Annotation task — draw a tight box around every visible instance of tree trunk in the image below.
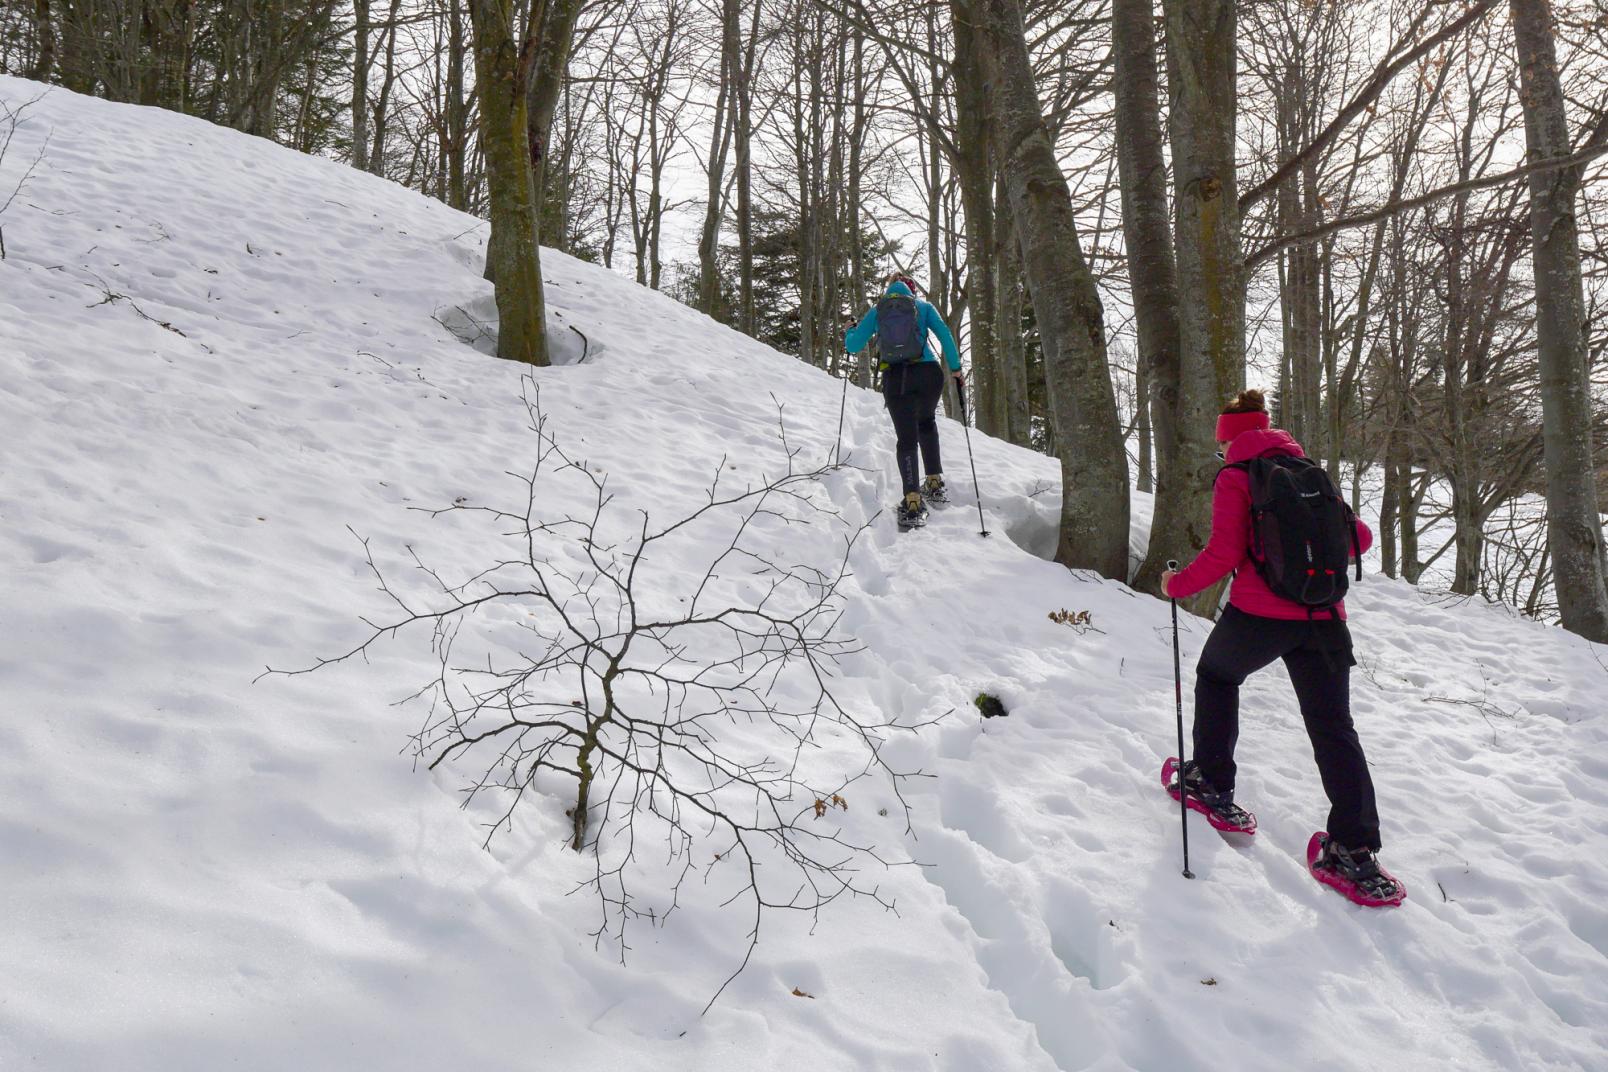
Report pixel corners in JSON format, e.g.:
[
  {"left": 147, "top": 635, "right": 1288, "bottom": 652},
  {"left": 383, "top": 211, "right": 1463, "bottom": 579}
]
[
  {"left": 823, "top": 31, "right": 845, "bottom": 369},
  {"left": 848, "top": 34, "right": 870, "bottom": 385},
  {"left": 796, "top": 49, "right": 817, "bottom": 364},
  {"left": 1136, "top": 355, "right": 1153, "bottom": 494},
  {"left": 1451, "top": 463, "right": 1483, "bottom": 596},
  {"left": 1379, "top": 416, "right": 1400, "bottom": 579},
  {"left": 1110, "top": 0, "right": 1178, "bottom": 511},
  {"left": 1275, "top": 84, "right": 1323, "bottom": 452},
  {"left": 924, "top": 4, "right": 946, "bottom": 326},
  {"left": 733, "top": 1, "right": 760, "bottom": 336},
  {"left": 1510, "top": 0, "right": 1608, "bottom": 641},
  {"left": 369, "top": 0, "right": 403, "bottom": 172},
  {"left": 952, "top": 1, "right": 996, "bottom": 432},
  {"left": 1142, "top": 0, "right": 1244, "bottom": 613},
  {"left": 29, "top": 0, "right": 56, "bottom": 81},
  {"left": 1401, "top": 462, "right": 1424, "bottom": 585},
  {"left": 697, "top": 0, "right": 738, "bottom": 317},
  {"left": 351, "top": 0, "right": 371, "bottom": 169},
  {"left": 995, "top": 185, "right": 1031, "bottom": 447},
  {"left": 529, "top": 0, "right": 584, "bottom": 156},
  {"left": 446, "top": 0, "right": 468, "bottom": 209},
  {"left": 970, "top": 0, "right": 1129, "bottom": 578},
  {"left": 470, "top": 0, "right": 548, "bottom": 366}
]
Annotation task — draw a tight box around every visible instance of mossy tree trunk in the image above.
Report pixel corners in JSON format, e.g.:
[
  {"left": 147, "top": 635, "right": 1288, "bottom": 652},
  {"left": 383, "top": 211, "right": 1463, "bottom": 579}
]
[
  {"left": 470, "top": 0, "right": 548, "bottom": 366},
  {"left": 965, "top": 0, "right": 1130, "bottom": 579},
  {"left": 1144, "top": 0, "right": 1245, "bottom": 614}
]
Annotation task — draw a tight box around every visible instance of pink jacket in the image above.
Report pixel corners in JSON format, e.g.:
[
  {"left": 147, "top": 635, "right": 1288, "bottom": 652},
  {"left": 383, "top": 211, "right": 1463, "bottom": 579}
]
[{"left": 1164, "top": 428, "right": 1373, "bottom": 620}]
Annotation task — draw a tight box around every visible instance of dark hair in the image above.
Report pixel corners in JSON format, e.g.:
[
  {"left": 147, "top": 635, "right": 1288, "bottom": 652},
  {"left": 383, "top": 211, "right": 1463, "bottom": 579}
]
[{"left": 1222, "top": 389, "right": 1267, "bottom": 415}]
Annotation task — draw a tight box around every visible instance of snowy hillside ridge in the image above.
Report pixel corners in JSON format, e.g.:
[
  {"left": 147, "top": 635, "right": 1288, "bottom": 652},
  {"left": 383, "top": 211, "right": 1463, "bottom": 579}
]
[{"left": 4, "top": 78, "right": 1608, "bottom": 1072}]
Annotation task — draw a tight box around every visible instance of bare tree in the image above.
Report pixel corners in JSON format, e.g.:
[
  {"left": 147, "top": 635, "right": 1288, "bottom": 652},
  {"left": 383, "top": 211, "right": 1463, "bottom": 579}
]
[
  {"left": 1136, "top": 0, "right": 1244, "bottom": 612},
  {"left": 960, "top": 0, "right": 1130, "bottom": 579},
  {"left": 469, "top": 0, "right": 574, "bottom": 366},
  {"left": 271, "top": 381, "right": 928, "bottom": 1009},
  {"left": 1111, "top": 0, "right": 1178, "bottom": 574},
  {"left": 0, "top": 95, "right": 50, "bottom": 261},
  {"left": 1509, "top": 0, "right": 1608, "bottom": 641}
]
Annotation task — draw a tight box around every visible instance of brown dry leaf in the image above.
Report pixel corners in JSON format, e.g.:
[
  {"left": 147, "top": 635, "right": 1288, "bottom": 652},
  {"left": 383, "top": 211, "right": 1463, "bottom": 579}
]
[
  {"left": 831, "top": 794, "right": 847, "bottom": 811},
  {"left": 791, "top": 987, "right": 816, "bottom": 999},
  {"left": 813, "top": 799, "right": 827, "bottom": 819}
]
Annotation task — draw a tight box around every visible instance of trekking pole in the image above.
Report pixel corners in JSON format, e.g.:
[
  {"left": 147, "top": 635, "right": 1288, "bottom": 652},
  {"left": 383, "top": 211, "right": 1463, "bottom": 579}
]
[
  {"left": 1168, "top": 559, "right": 1193, "bottom": 880},
  {"left": 834, "top": 316, "right": 853, "bottom": 466},
  {"left": 835, "top": 364, "right": 850, "bottom": 466},
  {"left": 956, "top": 379, "right": 990, "bottom": 538}
]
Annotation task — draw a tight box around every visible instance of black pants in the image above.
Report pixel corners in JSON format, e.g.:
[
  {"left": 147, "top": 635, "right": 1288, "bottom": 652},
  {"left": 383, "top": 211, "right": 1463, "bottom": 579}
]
[
  {"left": 883, "top": 361, "right": 944, "bottom": 494},
  {"left": 1193, "top": 605, "right": 1381, "bottom": 850}
]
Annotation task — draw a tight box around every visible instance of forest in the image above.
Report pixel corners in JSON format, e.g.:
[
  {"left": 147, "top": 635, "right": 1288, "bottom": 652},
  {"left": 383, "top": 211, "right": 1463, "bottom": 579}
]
[{"left": 4, "top": 0, "right": 1606, "bottom": 638}]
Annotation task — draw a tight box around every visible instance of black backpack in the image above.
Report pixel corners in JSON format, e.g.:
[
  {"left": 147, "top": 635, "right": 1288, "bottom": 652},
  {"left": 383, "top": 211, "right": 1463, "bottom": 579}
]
[
  {"left": 1222, "top": 455, "right": 1362, "bottom": 613},
  {"left": 876, "top": 294, "right": 925, "bottom": 364}
]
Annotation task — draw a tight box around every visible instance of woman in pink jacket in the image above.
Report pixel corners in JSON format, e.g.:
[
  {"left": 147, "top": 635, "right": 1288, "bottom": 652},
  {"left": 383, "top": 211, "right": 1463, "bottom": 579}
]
[{"left": 1162, "top": 389, "right": 1403, "bottom": 905}]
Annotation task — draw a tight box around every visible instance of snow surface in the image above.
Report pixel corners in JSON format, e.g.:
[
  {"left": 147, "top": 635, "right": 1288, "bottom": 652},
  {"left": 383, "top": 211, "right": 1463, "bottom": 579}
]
[{"left": 3, "top": 77, "right": 1607, "bottom": 1071}]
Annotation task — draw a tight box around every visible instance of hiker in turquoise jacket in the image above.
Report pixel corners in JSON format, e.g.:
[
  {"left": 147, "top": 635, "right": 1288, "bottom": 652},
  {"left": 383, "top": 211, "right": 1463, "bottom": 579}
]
[{"left": 845, "top": 274, "right": 964, "bottom": 529}]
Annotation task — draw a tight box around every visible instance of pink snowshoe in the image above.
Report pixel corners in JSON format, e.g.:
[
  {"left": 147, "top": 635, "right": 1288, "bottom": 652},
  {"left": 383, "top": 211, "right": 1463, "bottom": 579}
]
[
  {"left": 1162, "top": 757, "right": 1257, "bottom": 835},
  {"left": 1307, "top": 832, "right": 1407, "bottom": 907}
]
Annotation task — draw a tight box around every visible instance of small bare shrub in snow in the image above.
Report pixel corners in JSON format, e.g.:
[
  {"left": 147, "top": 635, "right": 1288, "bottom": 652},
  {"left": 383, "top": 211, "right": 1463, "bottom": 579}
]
[
  {"left": 0, "top": 94, "right": 50, "bottom": 260},
  {"left": 279, "top": 377, "right": 925, "bottom": 1007}
]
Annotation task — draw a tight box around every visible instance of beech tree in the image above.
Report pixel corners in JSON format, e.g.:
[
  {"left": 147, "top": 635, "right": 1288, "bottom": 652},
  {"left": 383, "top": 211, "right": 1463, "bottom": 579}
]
[
  {"left": 961, "top": 0, "right": 1129, "bottom": 579},
  {"left": 1509, "top": 0, "right": 1608, "bottom": 641}
]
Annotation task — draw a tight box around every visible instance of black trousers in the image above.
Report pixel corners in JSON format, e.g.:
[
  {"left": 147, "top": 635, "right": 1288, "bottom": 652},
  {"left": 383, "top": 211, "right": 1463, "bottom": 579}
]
[
  {"left": 1193, "top": 605, "right": 1382, "bottom": 851},
  {"left": 882, "top": 361, "right": 944, "bottom": 494}
]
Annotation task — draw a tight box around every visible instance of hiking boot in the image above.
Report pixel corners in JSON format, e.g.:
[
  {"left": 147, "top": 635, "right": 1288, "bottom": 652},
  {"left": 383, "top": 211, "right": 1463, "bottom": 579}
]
[
  {"left": 1313, "top": 836, "right": 1404, "bottom": 904},
  {"left": 923, "top": 474, "right": 950, "bottom": 505},
  {"left": 896, "top": 491, "right": 928, "bottom": 530},
  {"left": 1168, "top": 759, "right": 1257, "bottom": 833}
]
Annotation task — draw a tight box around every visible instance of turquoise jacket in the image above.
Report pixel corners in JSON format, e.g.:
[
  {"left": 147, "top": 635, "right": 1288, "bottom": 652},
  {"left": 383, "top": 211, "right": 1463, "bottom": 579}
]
[{"left": 845, "top": 281, "right": 961, "bottom": 371}]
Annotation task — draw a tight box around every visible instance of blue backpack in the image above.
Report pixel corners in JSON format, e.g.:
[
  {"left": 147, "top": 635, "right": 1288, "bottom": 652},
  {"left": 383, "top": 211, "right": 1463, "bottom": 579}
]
[{"left": 876, "top": 295, "right": 925, "bottom": 364}]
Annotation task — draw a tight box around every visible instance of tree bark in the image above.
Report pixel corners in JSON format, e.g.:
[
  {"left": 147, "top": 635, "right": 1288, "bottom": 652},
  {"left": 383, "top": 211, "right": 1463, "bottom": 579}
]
[
  {"left": 1142, "top": 0, "right": 1244, "bottom": 613},
  {"left": 1510, "top": 0, "right": 1608, "bottom": 641},
  {"left": 969, "top": 0, "right": 1130, "bottom": 578},
  {"left": 697, "top": 0, "right": 739, "bottom": 317},
  {"left": 952, "top": 0, "right": 996, "bottom": 432},
  {"left": 446, "top": 0, "right": 468, "bottom": 209},
  {"left": 1379, "top": 412, "right": 1400, "bottom": 579},
  {"left": 470, "top": 0, "right": 548, "bottom": 366},
  {"left": 1277, "top": 87, "right": 1322, "bottom": 450},
  {"left": 1136, "top": 354, "right": 1153, "bottom": 493},
  {"left": 368, "top": 0, "right": 403, "bottom": 171},
  {"left": 733, "top": 1, "right": 760, "bottom": 335},
  {"left": 995, "top": 186, "right": 1031, "bottom": 447},
  {"left": 1110, "top": 0, "right": 1178, "bottom": 510},
  {"left": 527, "top": 0, "right": 583, "bottom": 236},
  {"left": 848, "top": 33, "right": 871, "bottom": 385},
  {"left": 351, "top": 0, "right": 371, "bottom": 169},
  {"left": 28, "top": 0, "right": 56, "bottom": 82}
]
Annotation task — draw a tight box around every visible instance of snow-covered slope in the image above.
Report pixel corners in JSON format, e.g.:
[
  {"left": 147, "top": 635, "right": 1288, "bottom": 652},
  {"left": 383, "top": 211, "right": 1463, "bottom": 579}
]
[{"left": 3, "top": 78, "right": 1606, "bottom": 1071}]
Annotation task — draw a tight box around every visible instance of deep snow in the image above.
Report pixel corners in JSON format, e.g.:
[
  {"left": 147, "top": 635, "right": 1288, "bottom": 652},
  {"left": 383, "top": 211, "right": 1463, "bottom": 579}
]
[{"left": 2, "top": 78, "right": 1606, "bottom": 1071}]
